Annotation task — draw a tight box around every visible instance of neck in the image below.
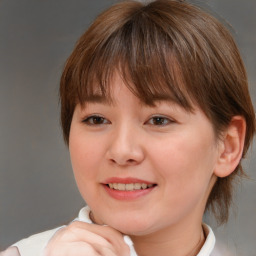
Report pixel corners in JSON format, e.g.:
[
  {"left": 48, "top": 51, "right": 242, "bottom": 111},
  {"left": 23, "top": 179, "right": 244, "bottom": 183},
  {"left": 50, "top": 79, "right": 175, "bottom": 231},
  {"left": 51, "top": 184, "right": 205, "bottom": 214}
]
[{"left": 130, "top": 220, "right": 205, "bottom": 256}]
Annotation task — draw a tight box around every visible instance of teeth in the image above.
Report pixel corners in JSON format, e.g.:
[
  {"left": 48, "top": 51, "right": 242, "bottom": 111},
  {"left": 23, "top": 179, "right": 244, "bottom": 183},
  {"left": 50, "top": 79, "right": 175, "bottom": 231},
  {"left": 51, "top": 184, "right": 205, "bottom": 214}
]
[
  {"left": 108, "top": 183, "right": 154, "bottom": 191},
  {"left": 141, "top": 183, "right": 147, "bottom": 189},
  {"left": 125, "top": 184, "right": 133, "bottom": 191},
  {"left": 118, "top": 183, "right": 125, "bottom": 190},
  {"left": 134, "top": 183, "right": 141, "bottom": 190}
]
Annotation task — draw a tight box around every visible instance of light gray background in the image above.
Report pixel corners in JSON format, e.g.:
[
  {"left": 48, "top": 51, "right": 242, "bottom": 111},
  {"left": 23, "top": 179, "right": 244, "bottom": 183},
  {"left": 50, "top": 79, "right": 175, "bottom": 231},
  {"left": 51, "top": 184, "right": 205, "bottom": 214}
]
[{"left": 0, "top": 0, "right": 255, "bottom": 254}]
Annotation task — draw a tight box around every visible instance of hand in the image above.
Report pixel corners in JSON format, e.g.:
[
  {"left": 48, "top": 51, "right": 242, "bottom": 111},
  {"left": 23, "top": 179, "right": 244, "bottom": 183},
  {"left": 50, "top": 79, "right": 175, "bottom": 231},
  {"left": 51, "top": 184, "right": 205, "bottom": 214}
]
[{"left": 43, "top": 221, "right": 130, "bottom": 256}]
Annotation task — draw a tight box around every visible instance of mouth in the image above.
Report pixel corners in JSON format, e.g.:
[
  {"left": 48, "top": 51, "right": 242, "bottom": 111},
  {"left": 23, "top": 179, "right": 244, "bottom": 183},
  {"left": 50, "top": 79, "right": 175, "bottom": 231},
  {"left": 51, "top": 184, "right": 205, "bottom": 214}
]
[
  {"left": 102, "top": 178, "right": 157, "bottom": 200},
  {"left": 107, "top": 183, "right": 156, "bottom": 191}
]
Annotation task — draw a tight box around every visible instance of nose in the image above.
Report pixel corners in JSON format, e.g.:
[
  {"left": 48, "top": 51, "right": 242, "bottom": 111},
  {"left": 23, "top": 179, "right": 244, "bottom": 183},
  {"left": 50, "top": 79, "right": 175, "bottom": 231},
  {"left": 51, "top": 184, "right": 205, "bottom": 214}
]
[{"left": 106, "top": 125, "right": 145, "bottom": 166}]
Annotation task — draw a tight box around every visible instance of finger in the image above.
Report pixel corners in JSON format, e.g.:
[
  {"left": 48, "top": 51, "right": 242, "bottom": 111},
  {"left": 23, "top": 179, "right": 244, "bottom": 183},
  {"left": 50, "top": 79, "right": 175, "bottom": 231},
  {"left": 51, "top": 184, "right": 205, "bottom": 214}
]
[
  {"left": 47, "top": 222, "right": 130, "bottom": 256},
  {"left": 61, "top": 226, "right": 114, "bottom": 249},
  {"left": 66, "top": 221, "right": 130, "bottom": 254},
  {"left": 93, "top": 244, "right": 117, "bottom": 256},
  {"left": 44, "top": 242, "right": 102, "bottom": 256}
]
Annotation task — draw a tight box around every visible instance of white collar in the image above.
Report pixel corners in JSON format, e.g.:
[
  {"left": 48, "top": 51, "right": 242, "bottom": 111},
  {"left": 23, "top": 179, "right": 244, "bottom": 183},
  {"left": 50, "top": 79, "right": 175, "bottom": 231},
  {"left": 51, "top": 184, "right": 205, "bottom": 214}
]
[
  {"left": 197, "top": 224, "right": 216, "bottom": 256},
  {"left": 77, "top": 206, "right": 215, "bottom": 256}
]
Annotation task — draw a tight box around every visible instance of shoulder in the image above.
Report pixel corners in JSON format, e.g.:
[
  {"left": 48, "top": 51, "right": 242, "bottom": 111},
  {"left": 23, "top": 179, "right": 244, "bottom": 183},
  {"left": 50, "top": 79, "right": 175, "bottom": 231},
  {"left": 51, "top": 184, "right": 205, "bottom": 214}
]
[
  {"left": 8, "top": 206, "right": 90, "bottom": 256},
  {"left": 0, "top": 228, "right": 59, "bottom": 256},
  {"left": 12, "top": 227, "right": 62, "bottom": 256},
  {"left": 0, "top": 247, "right": 21, "bottom": 256}
]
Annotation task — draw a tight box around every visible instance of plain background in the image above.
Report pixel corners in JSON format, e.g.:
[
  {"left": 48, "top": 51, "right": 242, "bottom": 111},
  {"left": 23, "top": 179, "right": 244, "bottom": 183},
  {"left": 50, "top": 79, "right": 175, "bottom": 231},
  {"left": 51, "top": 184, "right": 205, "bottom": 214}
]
[{"left": 0, "top": 0, "right": 255, "bottom": 254}]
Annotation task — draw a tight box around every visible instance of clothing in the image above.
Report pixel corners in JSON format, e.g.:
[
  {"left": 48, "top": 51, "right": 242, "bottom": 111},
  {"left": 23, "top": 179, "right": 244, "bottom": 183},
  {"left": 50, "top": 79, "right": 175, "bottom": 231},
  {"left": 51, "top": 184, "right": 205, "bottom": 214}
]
[
  {"left": 0, "top": 247, "right": 20, "bottom": 256},
  {"left": 3, "top": 206, "right": 216, "bottom": 256}
]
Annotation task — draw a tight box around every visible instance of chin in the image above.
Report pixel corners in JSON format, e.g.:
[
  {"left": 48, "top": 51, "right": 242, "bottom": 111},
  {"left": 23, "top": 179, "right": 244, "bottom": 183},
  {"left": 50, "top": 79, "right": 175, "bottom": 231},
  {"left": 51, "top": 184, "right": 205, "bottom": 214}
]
[
  {"left": 90, "top": 204, "right": 161, "bottom": 235},
  {"left": 115, "top": 225, "right": 150, "bottom": 236},
  {"left": 106, "top": 216, "right": 156, "bottom": 236}
]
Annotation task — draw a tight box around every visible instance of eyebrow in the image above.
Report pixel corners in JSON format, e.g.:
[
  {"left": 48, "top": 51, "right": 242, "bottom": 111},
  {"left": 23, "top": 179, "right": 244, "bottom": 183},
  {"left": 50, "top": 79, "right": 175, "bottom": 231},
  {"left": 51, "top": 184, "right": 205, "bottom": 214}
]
[
  {"left": 81, "top": 95, "right": 113, "bottom": 105},
  {"left": 141, "top": 95, "right": 180, "bottom": 107}
]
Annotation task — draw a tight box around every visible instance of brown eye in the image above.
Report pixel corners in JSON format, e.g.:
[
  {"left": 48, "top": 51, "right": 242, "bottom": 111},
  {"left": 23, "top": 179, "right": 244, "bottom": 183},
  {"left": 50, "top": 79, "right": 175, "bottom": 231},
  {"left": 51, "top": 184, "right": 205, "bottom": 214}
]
[
  {"left": 83, "top": 115, "right": 109, "bottom": 125},
  {"left": 147, "top": 116, "right": 173, "bottom": 126}
]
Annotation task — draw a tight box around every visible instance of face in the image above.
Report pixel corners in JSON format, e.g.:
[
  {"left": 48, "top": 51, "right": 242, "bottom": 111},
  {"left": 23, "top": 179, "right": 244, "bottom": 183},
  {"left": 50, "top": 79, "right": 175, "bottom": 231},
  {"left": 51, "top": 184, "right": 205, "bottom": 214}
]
[{"left": 69, "top": 73, "right": 220, "bottom": 236}]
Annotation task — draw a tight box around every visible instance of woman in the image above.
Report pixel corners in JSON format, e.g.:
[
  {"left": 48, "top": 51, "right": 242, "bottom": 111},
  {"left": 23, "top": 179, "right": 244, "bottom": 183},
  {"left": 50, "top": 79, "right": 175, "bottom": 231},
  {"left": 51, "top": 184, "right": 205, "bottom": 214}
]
[{"left": 2, "top": 0, "right": 255, "bottom": 255}]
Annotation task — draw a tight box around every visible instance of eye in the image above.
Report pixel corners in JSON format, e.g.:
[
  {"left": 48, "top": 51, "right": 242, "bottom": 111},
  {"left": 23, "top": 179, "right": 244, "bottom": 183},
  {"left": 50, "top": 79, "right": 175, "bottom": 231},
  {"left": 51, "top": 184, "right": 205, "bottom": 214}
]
[
  {"left": 82, "top": 115, "right": 110, "bottom": 125},
  {"left": 146, "top": 116, "right": 173, "bottom": 126}
]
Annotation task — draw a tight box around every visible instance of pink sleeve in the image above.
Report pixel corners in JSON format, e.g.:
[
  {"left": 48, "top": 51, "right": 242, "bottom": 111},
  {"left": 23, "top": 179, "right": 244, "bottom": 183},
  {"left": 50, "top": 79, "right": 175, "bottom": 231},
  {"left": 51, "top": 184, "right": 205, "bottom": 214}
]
[{"left": 0, "top": 247, "right": 21, "bottom": 256}]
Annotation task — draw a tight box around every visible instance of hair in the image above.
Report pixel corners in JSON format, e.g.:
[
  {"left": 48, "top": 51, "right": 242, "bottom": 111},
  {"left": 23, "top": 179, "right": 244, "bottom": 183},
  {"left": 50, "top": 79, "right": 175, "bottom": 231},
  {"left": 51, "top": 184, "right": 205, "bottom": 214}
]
[{"left": 59, "top": 0, "right": 255, "bottom": 224}]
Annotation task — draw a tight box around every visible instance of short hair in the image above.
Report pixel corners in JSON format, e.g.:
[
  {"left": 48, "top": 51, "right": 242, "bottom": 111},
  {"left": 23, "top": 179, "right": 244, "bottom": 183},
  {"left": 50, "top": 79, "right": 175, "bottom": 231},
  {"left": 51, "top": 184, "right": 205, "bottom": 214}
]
[{"left": 59, "top": 0, "right": 255, "bottom": 224}]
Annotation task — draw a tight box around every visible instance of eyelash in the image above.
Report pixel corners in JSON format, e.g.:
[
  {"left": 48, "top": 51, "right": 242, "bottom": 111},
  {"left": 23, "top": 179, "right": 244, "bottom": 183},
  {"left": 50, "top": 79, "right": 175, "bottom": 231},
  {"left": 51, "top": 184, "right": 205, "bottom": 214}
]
[
  {"left": 82, "top": 115, "right": 174, "bottom": 127},
  {"left": 82, "top": 115, "right": 110, "bottom": 125},
  {"left": 146, "top": 116, "right": 174, "bottom": 126}
]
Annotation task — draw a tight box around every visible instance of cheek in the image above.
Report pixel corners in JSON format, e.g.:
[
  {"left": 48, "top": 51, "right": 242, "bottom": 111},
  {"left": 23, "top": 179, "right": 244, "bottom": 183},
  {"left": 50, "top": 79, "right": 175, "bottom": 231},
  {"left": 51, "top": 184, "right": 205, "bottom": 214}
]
[
  {"left": 151, "top": 134, "right": 217, "bottom": 202},
  {"left": 69, "top": 140, "right": 102, "bottom": 206},
  {"left": 69, "top": 129, "right": 104, "bottom": 192},
  {"left": 70, "top": 140, "right": 92, "bottom": 175}
]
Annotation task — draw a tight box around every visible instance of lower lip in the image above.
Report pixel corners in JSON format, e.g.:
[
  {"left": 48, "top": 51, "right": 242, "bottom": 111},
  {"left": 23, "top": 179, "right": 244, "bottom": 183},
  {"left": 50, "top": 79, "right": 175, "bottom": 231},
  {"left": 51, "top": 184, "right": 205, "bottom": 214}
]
[{"left": 103, "top": 185, "right": 156, "bottom": 200}]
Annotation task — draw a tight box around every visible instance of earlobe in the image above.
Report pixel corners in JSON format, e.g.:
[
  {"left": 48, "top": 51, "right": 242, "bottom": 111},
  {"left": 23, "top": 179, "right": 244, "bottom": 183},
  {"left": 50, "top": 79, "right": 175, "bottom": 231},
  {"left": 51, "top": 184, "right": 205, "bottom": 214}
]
[{"left": 214, "top": 116, "right": 246, "bottom": 178}]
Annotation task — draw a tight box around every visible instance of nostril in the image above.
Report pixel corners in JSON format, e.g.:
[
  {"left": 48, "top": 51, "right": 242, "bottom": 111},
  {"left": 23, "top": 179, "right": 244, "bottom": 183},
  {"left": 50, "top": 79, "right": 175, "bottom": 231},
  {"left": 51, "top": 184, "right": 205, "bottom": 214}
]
[
  {"left": 109, "top": 158, "right": 136, "bottom": 165},
  {"left": 110, "top": 159, "right": 116, "bottom": 163}
]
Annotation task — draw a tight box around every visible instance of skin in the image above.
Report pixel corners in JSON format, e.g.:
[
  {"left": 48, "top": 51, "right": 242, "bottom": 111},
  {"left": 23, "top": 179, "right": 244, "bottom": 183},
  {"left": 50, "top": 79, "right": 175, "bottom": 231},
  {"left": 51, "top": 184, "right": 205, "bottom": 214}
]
[
  {"left": 44, "top": 72, "right": 245, "bottom": 256},
  {"left": 44, "top": 222, "right": 130, "bottom": 256}
]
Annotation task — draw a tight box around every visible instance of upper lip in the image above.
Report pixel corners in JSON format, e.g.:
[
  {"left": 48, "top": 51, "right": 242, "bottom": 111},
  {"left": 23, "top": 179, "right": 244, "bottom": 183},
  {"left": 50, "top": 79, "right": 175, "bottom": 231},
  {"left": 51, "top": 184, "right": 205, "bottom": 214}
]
[{"left": 103, "top": 177, "right": 156, "bottom": 184}]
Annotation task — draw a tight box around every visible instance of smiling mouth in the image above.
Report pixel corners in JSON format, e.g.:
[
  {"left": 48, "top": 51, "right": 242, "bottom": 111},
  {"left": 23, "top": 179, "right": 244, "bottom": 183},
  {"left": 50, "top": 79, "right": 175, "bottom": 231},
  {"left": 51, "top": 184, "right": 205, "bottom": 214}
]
[{"left": 107, "top": 183, "right": 156, "bottom": 191}]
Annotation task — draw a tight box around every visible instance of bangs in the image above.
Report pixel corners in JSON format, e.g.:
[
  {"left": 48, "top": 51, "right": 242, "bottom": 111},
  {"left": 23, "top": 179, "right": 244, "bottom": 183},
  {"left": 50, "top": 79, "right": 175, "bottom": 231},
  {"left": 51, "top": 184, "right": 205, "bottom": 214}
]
[{"left": 70, "top": 7, "right": 194, "bottom": 109}]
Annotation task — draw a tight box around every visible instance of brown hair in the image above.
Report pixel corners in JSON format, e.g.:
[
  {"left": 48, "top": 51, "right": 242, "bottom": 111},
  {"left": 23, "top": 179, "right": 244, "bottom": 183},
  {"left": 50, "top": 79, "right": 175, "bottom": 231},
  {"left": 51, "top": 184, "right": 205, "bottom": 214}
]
[{"left": 59, "top": 0, "right": 255, "bottom": 224}]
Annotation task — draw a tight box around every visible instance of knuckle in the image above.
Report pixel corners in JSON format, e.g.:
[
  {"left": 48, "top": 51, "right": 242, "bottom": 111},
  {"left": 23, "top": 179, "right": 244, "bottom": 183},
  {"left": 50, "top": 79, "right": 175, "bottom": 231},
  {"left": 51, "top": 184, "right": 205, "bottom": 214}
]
[
  {"left": 104, "top": 226, "right": 122, "bottom": 237},
  {"left": 67, "top": 221, "right": 80, "bottom": 229},
  {"left": 65, "top": 221, "right": 82, "bottom": 233}
]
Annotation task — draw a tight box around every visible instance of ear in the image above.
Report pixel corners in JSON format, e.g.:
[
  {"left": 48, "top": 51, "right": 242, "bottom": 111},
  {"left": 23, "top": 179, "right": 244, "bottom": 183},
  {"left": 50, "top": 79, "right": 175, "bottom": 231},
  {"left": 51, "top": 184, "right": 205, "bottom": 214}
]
[{"left": 214, "top": 116, "right": 246, "bottom": 178}]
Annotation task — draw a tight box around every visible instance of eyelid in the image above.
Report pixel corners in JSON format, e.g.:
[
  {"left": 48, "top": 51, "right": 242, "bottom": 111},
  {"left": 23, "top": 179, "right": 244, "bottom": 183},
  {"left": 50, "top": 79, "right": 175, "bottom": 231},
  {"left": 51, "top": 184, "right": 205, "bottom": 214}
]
[
  {"left": 81, "top": 114, "right": 110, "bottom": 125},
  {"left": 145, "top": 115, "right": 176, "bottom": 126}
]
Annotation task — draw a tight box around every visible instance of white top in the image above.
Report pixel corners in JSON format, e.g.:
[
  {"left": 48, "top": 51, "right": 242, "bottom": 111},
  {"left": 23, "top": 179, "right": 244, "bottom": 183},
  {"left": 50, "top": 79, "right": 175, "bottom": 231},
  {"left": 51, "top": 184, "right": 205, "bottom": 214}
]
[{"left": 1, "top": 206, "right": 217, "bottom": 256}]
